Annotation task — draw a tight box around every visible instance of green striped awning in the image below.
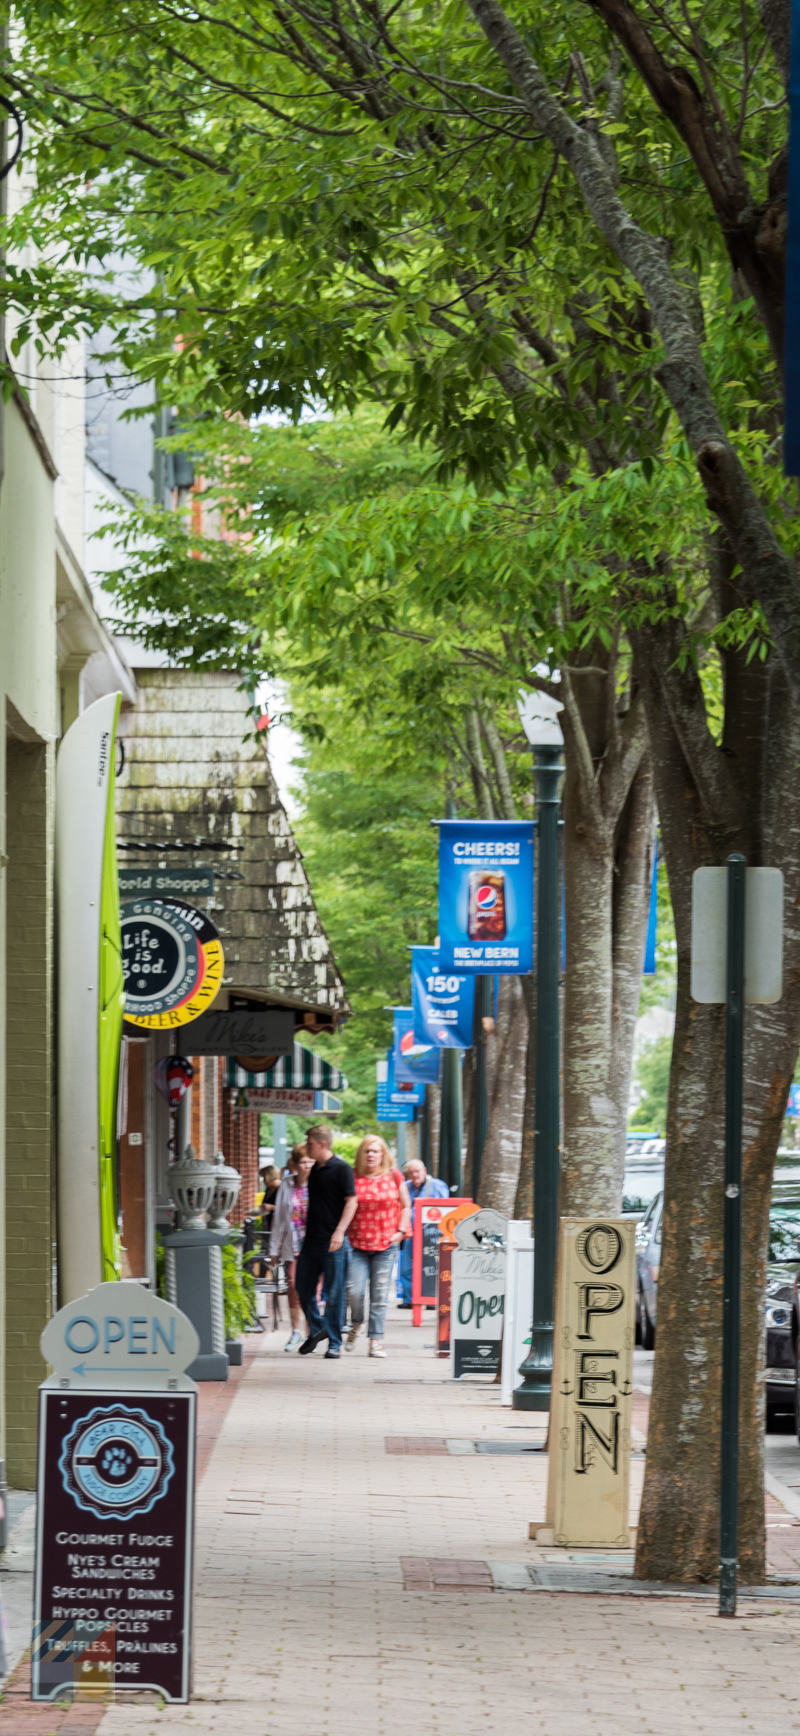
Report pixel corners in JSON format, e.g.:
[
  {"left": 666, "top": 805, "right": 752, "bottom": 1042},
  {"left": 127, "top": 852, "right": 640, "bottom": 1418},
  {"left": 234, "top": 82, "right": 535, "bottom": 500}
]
[{"left": 226, "top": 1044, "right": 347, "bottom": 1092}]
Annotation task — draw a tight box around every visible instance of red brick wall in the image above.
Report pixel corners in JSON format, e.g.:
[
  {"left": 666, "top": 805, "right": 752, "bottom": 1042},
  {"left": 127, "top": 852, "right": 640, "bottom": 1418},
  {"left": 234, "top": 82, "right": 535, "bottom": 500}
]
[{"left": 220, "top": 1089, "right": 259, "bottom": 1223}]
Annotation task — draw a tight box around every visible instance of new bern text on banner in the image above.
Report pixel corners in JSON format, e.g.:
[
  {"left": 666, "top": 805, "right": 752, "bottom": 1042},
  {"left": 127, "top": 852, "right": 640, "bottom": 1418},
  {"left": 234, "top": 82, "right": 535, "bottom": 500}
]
[{"left": 437, "top": 820, "right": 534, "bottom": 975}]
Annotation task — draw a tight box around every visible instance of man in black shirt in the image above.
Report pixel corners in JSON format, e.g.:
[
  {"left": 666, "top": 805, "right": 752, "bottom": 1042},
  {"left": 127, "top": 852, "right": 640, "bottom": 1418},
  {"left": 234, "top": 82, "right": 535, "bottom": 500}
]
[{"left": 296, "top": 1124, "right": 357, "bottom": 1359}]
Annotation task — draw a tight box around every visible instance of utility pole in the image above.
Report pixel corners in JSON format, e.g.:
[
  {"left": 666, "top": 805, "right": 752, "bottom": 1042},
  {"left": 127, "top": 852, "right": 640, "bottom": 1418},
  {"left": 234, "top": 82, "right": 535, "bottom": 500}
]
[
  {"left": 440, "top": 793, "right": 463, "bottom": 1193},
  {"left": 471, "top": 975, "right": 491, "bottom": 1198}
]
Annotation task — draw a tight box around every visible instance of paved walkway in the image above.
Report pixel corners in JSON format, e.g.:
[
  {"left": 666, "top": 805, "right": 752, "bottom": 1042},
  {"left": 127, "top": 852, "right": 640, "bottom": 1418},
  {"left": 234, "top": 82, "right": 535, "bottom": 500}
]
[
  {"left": 98, "top": 1306, "right": 800, "bottom": 1736},
  {"left": 5, "top": 1311, "right": 800, "bottom": 1733}
]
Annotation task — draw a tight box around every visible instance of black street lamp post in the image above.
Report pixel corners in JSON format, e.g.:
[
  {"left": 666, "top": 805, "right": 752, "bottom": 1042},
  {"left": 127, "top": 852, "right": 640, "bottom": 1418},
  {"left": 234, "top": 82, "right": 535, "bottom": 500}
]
[{"left": 513, "top": 718, "right": 563, "bottom": 1410}]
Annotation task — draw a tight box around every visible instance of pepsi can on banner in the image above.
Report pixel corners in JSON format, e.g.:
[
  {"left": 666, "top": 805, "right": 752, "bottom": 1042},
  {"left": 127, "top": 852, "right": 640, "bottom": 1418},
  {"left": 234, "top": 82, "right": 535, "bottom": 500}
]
[
  {"left": 437, "top": 820, "right": 534, "bottom": 975},
  {"left": 468, "top": 871, "right": 507, "bottom": 942}
]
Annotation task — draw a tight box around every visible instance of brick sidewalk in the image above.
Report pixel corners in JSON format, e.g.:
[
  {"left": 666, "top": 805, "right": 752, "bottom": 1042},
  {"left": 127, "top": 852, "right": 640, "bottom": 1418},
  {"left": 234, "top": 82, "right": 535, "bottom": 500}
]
[
  {"left": 0, "top": 1346, "right": 259, "bottom": 1733},
  {"left": 6, "top": 1321, "right": 800, "bottom": 1734},
  {"left": 100, "top": 1308, "right": 800, "bottom": 1735}
]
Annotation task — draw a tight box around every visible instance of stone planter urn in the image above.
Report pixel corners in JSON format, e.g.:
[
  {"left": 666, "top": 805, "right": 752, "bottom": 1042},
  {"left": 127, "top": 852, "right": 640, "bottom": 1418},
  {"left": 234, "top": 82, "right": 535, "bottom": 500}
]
[
  {"left": 169, "top": 1144, "right": 218, "bottom": 1230},
  {"left": 207, "top": 1154, "right": 242, "bottom": 1231}
]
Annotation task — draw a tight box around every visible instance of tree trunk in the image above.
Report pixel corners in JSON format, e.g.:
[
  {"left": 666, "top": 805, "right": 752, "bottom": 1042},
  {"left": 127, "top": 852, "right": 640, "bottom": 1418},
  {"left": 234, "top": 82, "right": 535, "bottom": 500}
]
[
  {"left": 610, "top": 755, "right": 656, "bottom": 1185},
  {"left": 559, "top": 654, "right": 652, "bottom": 1213},
  {"left": 477, "top": 976, "right": 528, "bottom": 1213},
  {"left": 632, "top": 629, "right": 800, "bottom": 1583}
]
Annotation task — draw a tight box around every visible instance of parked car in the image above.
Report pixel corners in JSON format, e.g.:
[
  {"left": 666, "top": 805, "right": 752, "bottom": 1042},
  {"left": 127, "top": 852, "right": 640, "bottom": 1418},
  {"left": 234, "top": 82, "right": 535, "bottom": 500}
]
[
  {"left": 635, "top": 1191, "right": 662, "bottom": 1349},
  {"left": 637, "top": 1177, "right": 800, "bottom": 1430},
  {"left": 771, "top": 1178, "right": 800, "bottom": 1429},
  {"left": 623, "top": 1151, "right": 665, "bottom": 1217}
]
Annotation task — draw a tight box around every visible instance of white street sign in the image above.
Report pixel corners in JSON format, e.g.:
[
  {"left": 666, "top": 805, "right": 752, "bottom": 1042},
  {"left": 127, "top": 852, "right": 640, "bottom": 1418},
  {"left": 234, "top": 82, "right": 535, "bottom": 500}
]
[{"left": 690, "top": 867, "right": 783, "bottom": 1004}]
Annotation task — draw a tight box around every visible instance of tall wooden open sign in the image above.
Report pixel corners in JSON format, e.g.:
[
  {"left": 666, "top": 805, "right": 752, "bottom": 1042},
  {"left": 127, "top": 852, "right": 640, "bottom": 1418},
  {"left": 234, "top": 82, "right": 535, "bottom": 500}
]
[{"left": 544, "top": 1219, "right": 635, "bottom": 1548}]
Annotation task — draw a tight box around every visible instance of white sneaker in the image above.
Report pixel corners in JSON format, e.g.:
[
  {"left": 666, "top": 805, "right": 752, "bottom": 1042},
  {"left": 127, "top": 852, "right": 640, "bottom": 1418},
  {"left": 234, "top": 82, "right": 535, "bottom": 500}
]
[
  {"left": 284, "top": 1329, "right": 302, "bottom": 1352},
  {"left": 345, "top": 1324, "right": 362, "bottom": 1352},
  {"left": 369, "top": 1340, "right": 387, "bottom": 1358}
]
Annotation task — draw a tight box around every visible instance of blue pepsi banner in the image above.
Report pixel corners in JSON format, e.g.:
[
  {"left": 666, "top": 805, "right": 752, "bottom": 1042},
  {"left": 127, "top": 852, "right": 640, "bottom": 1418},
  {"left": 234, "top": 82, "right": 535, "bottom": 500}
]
[
  {"left": 384, "top": 1049, "right": 425, "bottom": 1105},
  {"left": 643, "top": 841, "right": 658, "bottom": 976},
  {"left": 393, "top": 1008, "right": 441, "bottom": 1083},
  {"left": 437, "top": 820, "right": 534, "bottom": 975},
  {"left": 376, "top": 1082, "right": 415, "bottom": 1122},
  {"left": 412, "top": 947, "right": 476, "bottom": 1048}
]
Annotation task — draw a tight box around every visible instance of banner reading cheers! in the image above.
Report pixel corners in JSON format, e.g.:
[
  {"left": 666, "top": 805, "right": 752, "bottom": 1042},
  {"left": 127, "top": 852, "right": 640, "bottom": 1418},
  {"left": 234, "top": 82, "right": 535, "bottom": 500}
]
[{"left": 436, "top": 820, "right": 534, "bottom": 975}]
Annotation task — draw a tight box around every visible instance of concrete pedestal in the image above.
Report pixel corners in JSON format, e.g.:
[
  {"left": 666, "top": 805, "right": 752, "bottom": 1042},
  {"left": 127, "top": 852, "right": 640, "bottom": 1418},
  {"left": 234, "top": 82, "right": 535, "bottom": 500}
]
[{"left": 162, "top": 1228, "right": 229, "bottom": 1380}]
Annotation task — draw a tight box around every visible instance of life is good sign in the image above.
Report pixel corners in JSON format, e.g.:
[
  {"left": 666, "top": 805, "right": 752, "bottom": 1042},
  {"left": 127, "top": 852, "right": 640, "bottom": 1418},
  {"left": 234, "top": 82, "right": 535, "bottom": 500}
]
[
  {"left": 437, "top": 820, "right": 533, "bottom": 974},
  {"left": 33, "top": 1284, "right": 198, "bottom": 1704},
  {"left": 547, "top": 1219, "right": 635, "bottom": 1548}
]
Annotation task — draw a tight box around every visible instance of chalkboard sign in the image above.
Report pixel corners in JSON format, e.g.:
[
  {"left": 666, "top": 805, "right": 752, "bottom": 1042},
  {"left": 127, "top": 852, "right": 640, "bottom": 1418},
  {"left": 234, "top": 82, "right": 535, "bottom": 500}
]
[
  {"left": 411, "top": 1200, "right": 471, "bottom": 1326},
  {"left": 421, "top": 1220, "right": 440, "bottom": 1299}
]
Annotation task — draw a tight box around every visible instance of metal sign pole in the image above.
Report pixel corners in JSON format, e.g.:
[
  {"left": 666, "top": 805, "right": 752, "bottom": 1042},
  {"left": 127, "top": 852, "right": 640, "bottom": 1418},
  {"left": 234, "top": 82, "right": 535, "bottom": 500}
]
[{"left": 720, "top": 852, "right": 746, "bottom": 1617}]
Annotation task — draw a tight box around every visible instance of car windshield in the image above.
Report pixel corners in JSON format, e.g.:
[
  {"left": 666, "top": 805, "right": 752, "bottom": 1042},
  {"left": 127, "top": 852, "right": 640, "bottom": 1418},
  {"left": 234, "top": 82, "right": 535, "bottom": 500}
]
[{"left": 768, "top": 1204, "right": 800, "bottom": 1262}]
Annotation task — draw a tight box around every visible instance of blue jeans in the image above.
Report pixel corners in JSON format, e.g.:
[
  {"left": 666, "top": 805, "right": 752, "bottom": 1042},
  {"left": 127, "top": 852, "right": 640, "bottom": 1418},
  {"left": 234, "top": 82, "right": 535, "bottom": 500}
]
[
  {"left": 296, "top": 1240, "right": 347, "bottom": 1350},
  {"left": 347, "top": 1245, "right": 396, "bottom": 1340}
]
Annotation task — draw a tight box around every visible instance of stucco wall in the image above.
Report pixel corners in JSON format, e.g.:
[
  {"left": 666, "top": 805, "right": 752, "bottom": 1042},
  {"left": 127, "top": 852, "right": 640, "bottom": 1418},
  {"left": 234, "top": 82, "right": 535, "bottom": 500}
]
[{"left": 0, "top": 397, "right": 58, "bottom": 1487}]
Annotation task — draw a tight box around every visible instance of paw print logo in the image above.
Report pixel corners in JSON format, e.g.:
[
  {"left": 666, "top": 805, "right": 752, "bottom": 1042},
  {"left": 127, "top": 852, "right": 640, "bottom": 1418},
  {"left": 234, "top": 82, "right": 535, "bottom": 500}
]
[{"left": 102, "top": 1445, "right": 132, "bottom": 1479}]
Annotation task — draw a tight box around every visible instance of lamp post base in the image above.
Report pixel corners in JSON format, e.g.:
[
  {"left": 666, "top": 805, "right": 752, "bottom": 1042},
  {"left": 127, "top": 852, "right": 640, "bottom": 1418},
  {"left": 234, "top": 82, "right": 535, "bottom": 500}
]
[{"left": 512, "top": 1326, "right": 553, "bottom": 1410}]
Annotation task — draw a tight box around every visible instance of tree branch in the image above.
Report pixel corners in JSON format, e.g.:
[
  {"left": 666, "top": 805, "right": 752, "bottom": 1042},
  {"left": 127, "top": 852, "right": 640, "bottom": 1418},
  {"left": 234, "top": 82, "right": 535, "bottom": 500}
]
[{"left": 465, "top": 0, "right": 800, "bottom": 703}]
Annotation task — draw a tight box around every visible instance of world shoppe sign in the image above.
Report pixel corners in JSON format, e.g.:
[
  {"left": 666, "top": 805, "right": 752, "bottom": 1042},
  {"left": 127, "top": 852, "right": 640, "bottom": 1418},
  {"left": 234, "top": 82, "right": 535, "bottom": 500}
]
[{"left": 33, "top": 1284, "right": 198, "bottom": 1704}]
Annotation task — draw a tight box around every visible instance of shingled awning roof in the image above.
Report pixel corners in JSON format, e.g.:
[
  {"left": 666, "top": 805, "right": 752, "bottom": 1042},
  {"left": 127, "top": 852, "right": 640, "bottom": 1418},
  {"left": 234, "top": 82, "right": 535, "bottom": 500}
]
[
  {"left": 116, "top": 669, "right": 350, "bottom": 1028},
  {"left": 226, "top": 1044, "right": 347, "bottom": 1091}
]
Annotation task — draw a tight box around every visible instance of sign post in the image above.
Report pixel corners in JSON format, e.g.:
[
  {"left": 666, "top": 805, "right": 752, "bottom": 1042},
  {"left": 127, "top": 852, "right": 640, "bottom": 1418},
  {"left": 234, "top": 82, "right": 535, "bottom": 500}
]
[
  {"left": 33, "top": 1283, "right": 199, "bottom": 1705},
  {"left": 691, "top": 858, "right": 783, "bottom": 1617}
]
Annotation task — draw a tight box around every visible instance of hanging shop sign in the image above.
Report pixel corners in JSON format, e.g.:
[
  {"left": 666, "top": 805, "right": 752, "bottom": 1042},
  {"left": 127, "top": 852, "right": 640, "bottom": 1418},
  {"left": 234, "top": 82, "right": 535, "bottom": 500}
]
[
  {"left": 392, "top": 1008, "right": 440, "bottom": 1085},
  {"left": 33, "top": 1283, "right": 198, "bottom": 1705},
  {"left": 237, "top": 1087, "right": 342, "bottom": 1115},
  {"left": 118, "top": 867, "right": 215, "bottom": 898},
  {"left": 121, "top": 899, "right": 224, "bottom": 1030},
  {"left": 544, "top": 1219, "right": 635, "bottom": 1548},
  {"left": 411, "top": 946, "right": 476, "bottom": 1049},
  {"left": 181, "top": 1007, "right": 295, "bottom": 1059},
  {"left": 449, "top": 1208, "right": 507, "bottom": 1378},
  {"left": 437, "top": 820, "right": 534, "bottom": 975}
]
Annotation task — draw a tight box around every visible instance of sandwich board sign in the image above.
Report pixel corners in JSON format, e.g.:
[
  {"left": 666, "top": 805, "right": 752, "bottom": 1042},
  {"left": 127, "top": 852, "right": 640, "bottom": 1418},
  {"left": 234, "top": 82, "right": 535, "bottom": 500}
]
[
  {"left": 435, "top": 1201, "right": 483, "bottom": 1356},
  {"left": 449, "top": 1208, "right": 507, "bottom": 1379},
  {"left": 543, "top": 1219, "right": 635, "bottom": 1548},
  {"left": 411, "top": 1198, "right": 471, "bottom": 1327},
  {"left": 33, "top": 1283, "right": 199, "bottom": 1704}
]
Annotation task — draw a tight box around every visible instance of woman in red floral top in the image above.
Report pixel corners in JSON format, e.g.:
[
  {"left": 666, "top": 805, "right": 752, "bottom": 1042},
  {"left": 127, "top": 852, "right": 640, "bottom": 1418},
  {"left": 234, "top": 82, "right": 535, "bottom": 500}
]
[{"left": 345, "top": 1136, "right": 411, "bottom": 1359}]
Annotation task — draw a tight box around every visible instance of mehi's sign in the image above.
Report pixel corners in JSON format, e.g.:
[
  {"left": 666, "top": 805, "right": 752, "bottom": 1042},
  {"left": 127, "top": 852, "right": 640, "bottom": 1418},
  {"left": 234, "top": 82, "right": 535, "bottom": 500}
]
[
  {"left": 121, "top": 899, "right": 224, "bottom": 1030},
  {"left": 437, "top": 820, "right": 533, "bottom": 974}
]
